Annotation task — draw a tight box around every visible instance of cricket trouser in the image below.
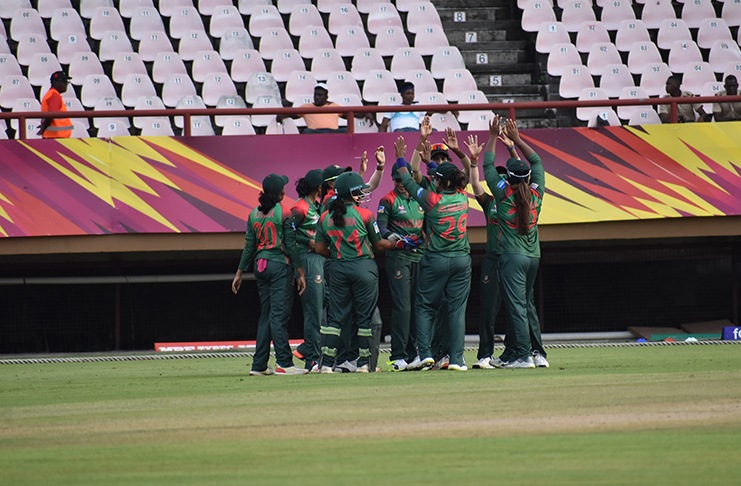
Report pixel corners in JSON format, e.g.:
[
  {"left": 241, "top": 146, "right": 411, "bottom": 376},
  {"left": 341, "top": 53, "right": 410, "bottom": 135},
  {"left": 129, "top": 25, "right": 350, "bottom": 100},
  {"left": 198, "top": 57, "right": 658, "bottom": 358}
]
[
  {"left": 498, "top": 253, "right": 540, "bottom": 361},
  {"left": 478, "top": 253, "right": 503, "bottom": 360},
  {"left": 385, "top": 251, "right": 419, "bottom": 362},
  {"left": 253, "top": 259, "right": 295, "bottom": 372},
  {"left": 499, "top": 295, "right": 543, "bottom": 362},
  {"left": 431, "top": 301, "right": 449, "bottom": 362},
  {"left": 368, "top": 306, "right": 383, "bottom": 372},
  {"left": 295, "top": 252, "right": 325, "bottom": 368},
  {"left": 321, "top": 259, "right": 379, "bottom": 367},
  {"left": 414, "top": 252, "right": 471, "bottom": 367}
]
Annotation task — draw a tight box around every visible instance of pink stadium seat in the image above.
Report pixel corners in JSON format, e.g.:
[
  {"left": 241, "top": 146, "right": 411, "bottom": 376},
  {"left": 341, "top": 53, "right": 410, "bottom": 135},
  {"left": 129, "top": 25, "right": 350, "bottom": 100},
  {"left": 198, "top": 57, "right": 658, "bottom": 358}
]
[
  {"left": 10, "top": 9, "right": 47, "bottom": 42},
  {"left": 10, "top": 98, "right": 41, "bottom": 132},
  {"left": 547, "top": 43, "right": 581, "bottom": 77},
  {"left": 284, "top": 71, "right": 317, "bottom": 102},
  {"left": 160, "top": 0, "right": 195, "bottom": 17},
  {"left": 68, "top": 51, "right": 104, "bottom": 86},
  {"left": 139, "top": 32, "right": 174, "bottom": 62},
  {"left": 363, "top": 69, "right": 397, "bottom": 102},
  {"left": 627, "top": 41, "right": 662, "bottom": 74},
  {"left": 367, "top": 3, "right": 403, "bottom": 35},
  {"left": 406, "top": 70, "right": 438, "bottom": 100},
  {"left": 442, "top": 69, "right": 477, "bottom": 101},
  {"left": 244, "top": 72, "right": 281, "bottom": 103},
  {"left": 174, "top": 95, "right": 206, "bottom": 127},
  {"left": 57, "top": 34, "right": 92, "bottom": 65},
  {"left": 617, "top": 86, "right": 650, "bottom": 120},
  {"left": 259, "top": 28, "right": 294, "bottom": 60},
  {"left": 140, "top": 118, "right": 175, "bottom": 136},
  {"left": 119, "top": 0, "right": 155, "bottom": 18},
  {"left": 375, "top": 26, "right": 410, "bottom": 57},
  {"left": 576, "top": 87, "right": 609, "bottom": 121},
  {"left": 270, "top": 48, "right": 306, "bottom": 82},
  {"left": 89, "top": 7, "right": 125, "bottom": 41},
  {"left": 133, "top": 95, "right": 165, "bottom": 128},
  {"left": 326, "top": 71, "right": 361, "bottom": 99},
  {"left": 312, "top": 48, "right": 347, "bottom": 81},
  {"left": 639, "top": 62, "right": 671, "bottom": 96},
  {"left": 628, "top": 107, "right": 661, "bottom": 125},
  {"left": 328, "top": 4, "right": 363, "bottom": 35},
  {"left": 219, "top": 28, "right": 255, "bottom": 60},
  {"left": 466, "top": 111, "right": 496, "bottom": 130},
  {"left": 231, "top": 49, "right": 267, "bottom": 83},
  {"left": 722, "top": 0, "right": 741, "bottom": 28},
  {"left": 201, "top": 73, "right": 238, "bottom": 106},
  {"left": 98, "top": 31, "right": 133, "bottom": 62},
  {"left": 376, "top": 92, "right": 402, "bottom": 123},
  {"left": 535, "top": 22, "right": 570, "bottom": 54},
  {"left": 250, "top": 95, "right": 282, "bottom": 127},
  {"left": 161, "top": 73, "right": 198, "bottom": 107},
  {"left": 561, "top": 0, "right": 597, "bottom": 32},
  {"left": 697, "top": 18, "right": 733, "bottom": 50},
  {"left": 169, "top": 6, "right": 205, "bottom": 39},
  {"left": 198, "top": 0, "right": 234, "bottom": 16},
  {"left": 80, "top": 0, "right": 114, "bottom": 19},
  {"left": 722, "top": 61, "right": 741, "bottom": 81},
  {"left": 335, "top": 26, "right": 371, "bottom": 57},
  {"left": 657, "top": 19, "right": 692, "bottom": 50},
  {"left": 71, "top": 120, "right": 90, "bottom": 138},
  {"left": 112, "top": 52, "right": 147, "bottom": 84},
  {"left": 121, "top": 73, "right": 157, "bottom": 107},
  {"left": 556, "top": 0, "right": 589, "bottom": 8},
  {"left": 520, "top": 0, "right": 552, "bottom": 6},
  {"left": 249, "top": 6, "right": 284, "bottom": 37},
  {"left": 429, "top": 113, "right": 461, "bottom": 131},
  {"left": 351, "top": 48, "right": 385, "bottom": 82},
  {"left": 238, "top": 0, "right": 270, "bottom": 15},
  {"left": 417, "top": 91, "right": 447, "bottom": 106},
  {"left": 38, "top": 0, "right": 73, "bottom": 19},
  {"left": 15, "top": 122, "right": 43, "bottom": 140},
  {"left": 587, "top": 109, "right": 621, "bottom": 127},
  {"left": 457, "top": 90, "right": 489, "bottom": 124},
  {"left": 92, "top": 96, "right": 129, "bottom": 128},
  {"left": 700, "top": 80, "right": 724, "bottom": 113},
  {"left": 192, "top": 50, "right": 227, "bottom": 83},
  {"left": 430, "top": 46, "right": 466, "bottom": 79},
  {"left": 210, "top": 5, "right": 245, "bottom": 38},
  {"left": 0, "top": 0, "right": 31, "bottom": 20},
  {"left": 277, "top": 0, "right": 311, "bottom": 15},
  {"left": 318, "top": 0, "right": 351, "bottom": 14},
  {"left": 97, "top": 120, "right": 131, "bottom": 138},
  {"left": 576, "top": 22, "right": 610, "bottom": 53},
  {"left": 521, "top": 0, "right": 557, "bottom": 32},
  {"left": 599, "top": 0, "right": 636, "bottom": 30},
  {"left": 709, "top": 40, "right": 741, "bottom": 72},
  {"left": 186, "top": 117, "right": 216, "bottom": 137},
  {"left": 129, "top": 7, "right": 166, "bottom": 40},
  {"left": 413, "top": 24, "right": 449, "bottom": 56},
  {"left": 0, "top": 54, "right": 23, "bottom": 78},
  {"left": 559, "top": 64, "right": 594, "bottom": 98},
  {"left": 615, "top": 20, "right": 650, "bottom": 52},
  {"left": 390, "top": 47, "right": 426, "bottom": 80},
  {"left": 222, "top": 117, "right": 256, "bottom": 135},
  {"left": 681, "top": 0, "right": 716, "bottom": 28},
  {"left": 353, "top": 117, "right": 379, "bottom": 133},
  {"left": 397, "top": 0, "right": 424, "bottom": 12},
  {"left": 178, "top": 30, "right": 214, "bottom": 61},
  {"left": 599, "top": 64, "right": 634, "bottom": 98},
  {"left": 357, "top": 0, "right": 391, "bottom": 14},
  {"left": 587, "top": 42, "right": 622, "bottom": 76},
  {"left": 668, "top": 40, "right": 702, "bottom": 73},
  {"left": 214, "top": 95, "right": 248, "bottom": 127},
  {"left": 0, "top": 37, "right": 10, "bottom": 56},
  {"left": 406, "top": 2, "right": 443, "bottom": 34},
  {"left": 298, "top": 25, "right": 334, "bottom": 59},
  {"left": 81, "top": 75, "right": 117, "bottom": 108},
  {"left": 16, "top": 36, "right": 51, "bottom": 66},
  {"left": 640, "top": 0, "right": 676, "bottom": 30},
  {"left": 289, "top": 4, "right": 323, "bottom": 36},
  {"left": 266, "top": 117, "right": 301, "bottom": 134},
  {"left": 27, "top": 53, "right": 62, "bottom": 87}
]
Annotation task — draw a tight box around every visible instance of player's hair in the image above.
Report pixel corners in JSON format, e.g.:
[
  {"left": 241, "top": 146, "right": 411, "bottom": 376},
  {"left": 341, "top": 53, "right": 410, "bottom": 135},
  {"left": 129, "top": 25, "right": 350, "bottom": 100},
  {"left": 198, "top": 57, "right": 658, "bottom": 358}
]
[
  {"left": 511, "top": 180, "right": 532, "bottom": 236},
  {"left": 329, "top": 196, "right": 348, "bottom": 228},
  {"left": 296, "top": 177, "right": 319, "bottom": 198},
  {"left": 257, "top": 191, "right": 281, "bottom": 215},
  {"left": 438, "top": 169, "right": 467, "bottom": 192}
]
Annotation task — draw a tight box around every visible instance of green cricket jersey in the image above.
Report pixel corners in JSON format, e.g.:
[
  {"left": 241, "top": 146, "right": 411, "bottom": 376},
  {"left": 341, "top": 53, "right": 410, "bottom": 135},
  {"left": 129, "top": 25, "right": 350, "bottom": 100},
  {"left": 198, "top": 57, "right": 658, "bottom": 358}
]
[
  {"left": 238, "top": 203, "right": 302, "bottom": 271},
  {"left": 291, "top": 196, "right": 320, "bottom": 253},
  {"left": 377, "top": 189, "right": 425, "bottom": 263},
  {"left": 316, "top": 203, "right": 382, "bottom": 261},
  {"left": 478, "top": 193, "right": 500, "bottom": 255}
]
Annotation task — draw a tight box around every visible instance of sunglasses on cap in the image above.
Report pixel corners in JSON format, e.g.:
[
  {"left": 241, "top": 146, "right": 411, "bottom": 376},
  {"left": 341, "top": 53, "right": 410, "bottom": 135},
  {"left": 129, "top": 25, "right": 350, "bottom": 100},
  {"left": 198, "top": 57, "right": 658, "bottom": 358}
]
[{"left": 430, "top": 143, "right": 448, "bottom": 152}]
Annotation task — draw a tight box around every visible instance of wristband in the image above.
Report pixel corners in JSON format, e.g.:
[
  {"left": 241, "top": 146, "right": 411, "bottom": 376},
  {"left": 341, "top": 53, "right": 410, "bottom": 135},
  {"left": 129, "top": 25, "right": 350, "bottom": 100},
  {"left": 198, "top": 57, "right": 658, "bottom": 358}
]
[
  {"left": 395, "top": 157, "right": 406, "bottom": 170},
  {"left": 427, "top": 161, "right": 438, "bottom": 170},
  {"left": 507, "top": 146, "right": 516, "bottom": 151}
]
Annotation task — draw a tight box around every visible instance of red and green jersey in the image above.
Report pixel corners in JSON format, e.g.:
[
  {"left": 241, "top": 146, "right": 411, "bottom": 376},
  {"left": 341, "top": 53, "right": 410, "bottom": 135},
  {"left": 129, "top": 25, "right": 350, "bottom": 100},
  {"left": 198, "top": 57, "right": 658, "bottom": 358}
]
[
  {"left": 319, "top": 188, "right": 336, "bottom": 214},
  {"left": 316, "top": 203, "right": 381, "bottom": 261},
  {"left": 291, "top": 197, "right": 320, "bottom": 253},
  {"left": 477, "top": 193, "right": 500, "bottom": 255},
  {"left": 238, "top": 203, "right": 302, "bottom": 271},
  {"left": 400, "top": 171, "right": 470, "bottom": 256},
  {"left": 377, "top": 189, "right": 425, "bottom": 263}
]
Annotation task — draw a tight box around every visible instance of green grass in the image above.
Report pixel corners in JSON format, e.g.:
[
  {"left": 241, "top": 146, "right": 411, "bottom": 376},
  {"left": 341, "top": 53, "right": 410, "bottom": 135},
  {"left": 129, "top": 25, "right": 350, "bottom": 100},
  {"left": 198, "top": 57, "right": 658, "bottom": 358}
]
[{"left": 1, "top": 345, "right": 740, "bottom": 485}]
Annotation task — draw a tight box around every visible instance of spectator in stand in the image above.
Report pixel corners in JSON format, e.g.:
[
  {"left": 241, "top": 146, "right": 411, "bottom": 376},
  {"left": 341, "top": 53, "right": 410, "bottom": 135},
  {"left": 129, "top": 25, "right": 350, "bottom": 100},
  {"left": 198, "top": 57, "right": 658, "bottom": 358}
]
[
  {"left": 380, "top": 82, "right": 426, "bottom": 132},
  {"left": 278, "top": 83, "right": 374, "bottom": 133},
  {"left": 37, "top": 71, "right": 73, "bottom": 139},
  {"left": 712, "top": 75, "right": 741, "bottom": 122},
  {"left": 658, "top": 75, "right": 707, "bottom": 123}
]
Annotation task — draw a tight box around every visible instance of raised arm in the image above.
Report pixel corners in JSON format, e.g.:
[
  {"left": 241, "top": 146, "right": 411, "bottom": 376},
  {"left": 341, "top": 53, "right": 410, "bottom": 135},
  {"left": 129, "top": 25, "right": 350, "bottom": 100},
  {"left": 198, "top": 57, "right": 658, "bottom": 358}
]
[
  {"left": 464, "top": 135, "right": 485, "bottom": 197},
  {"left": 444, "top": 127, "right": 471, "bottom": 180},
  {"left": 367, "top": 146, "right": 385, "bottom": 191},
  {"left": 503, "top": 118, "right": 535, "bottom": 159}
]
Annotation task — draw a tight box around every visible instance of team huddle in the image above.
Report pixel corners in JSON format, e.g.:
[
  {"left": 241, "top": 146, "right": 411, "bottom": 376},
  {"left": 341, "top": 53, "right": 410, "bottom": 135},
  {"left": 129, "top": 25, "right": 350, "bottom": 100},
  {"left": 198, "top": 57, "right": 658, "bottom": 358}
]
[{"left": 232, "top": 116, "right": 548, "bottom": 375}]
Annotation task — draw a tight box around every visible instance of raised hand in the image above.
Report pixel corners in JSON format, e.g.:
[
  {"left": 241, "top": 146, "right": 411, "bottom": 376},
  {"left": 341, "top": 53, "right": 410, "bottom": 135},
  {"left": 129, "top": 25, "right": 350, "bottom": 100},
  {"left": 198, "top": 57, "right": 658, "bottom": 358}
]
[
  {"left": 464, "top": 134, "right": 483, "bottom": 160},
  {"left": 394, "top": 135, "right": 407, "bottom": 159},
  {"left": 375, "top": 146, "right": 385, "bottom": 165},
  {"left": 359, "top": 150, "right": 368, "bottom": 176},
  {"left": 444, "top": 126, "right": 459, "bottom": 150},
  {"left": 421, "top": 140, "right": 431, "bottom": 163},
  {"left": 502, "top": 118, "right": 520, "bottom": 142},
  {"left": 420, "top": 116, "right": 433, "bottom": 139},
  {"left": 498, "top": 132, "right": 514, "bottom": 149},
  {"left": 488, "top": 115, "right": 502, "bottom": 137}
]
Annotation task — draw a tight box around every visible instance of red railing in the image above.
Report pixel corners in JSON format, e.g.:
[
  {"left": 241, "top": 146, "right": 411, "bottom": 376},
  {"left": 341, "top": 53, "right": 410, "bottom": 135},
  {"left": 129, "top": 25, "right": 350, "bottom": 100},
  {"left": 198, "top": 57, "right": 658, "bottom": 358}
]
[{"left": 3, "top": 95, "right": 741, "bottom": 139}]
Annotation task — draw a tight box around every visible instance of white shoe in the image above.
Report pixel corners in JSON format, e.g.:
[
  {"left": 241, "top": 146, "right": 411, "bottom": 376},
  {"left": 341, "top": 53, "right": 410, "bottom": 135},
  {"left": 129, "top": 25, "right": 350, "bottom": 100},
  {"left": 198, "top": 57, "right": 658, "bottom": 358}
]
[
  {"left": 490, "top": 357, "right": 506, "bottom": 368},
  {"left": 532, "top": 351, "right": 549, "bottom": 368},
  {"left": 501, "top": 356, "right": 536, "bottom": 369},
  {"left": 407, "top": 356, "right": 422, "bottom": 370},
  {"left": 275, "top": 365, "right": 308, "bottom": 375},
  {"left": 390, "top": 359, "right": 408, "bottom": 371},
  {"left": 336, "top": 360, "right": 357, "bottom": 373},
  {"left": 433, "top": 355, "right": 450, "bottom": 370},
  {"left": 472, "top": 357, "right": 494, "bottom": 369},
  {"left": 420, "top": 357, "right": 435, "bottom": 370},
  {"left": 249, "top": 367, "right": 275, "bottom": 376},
  {"left": 356, "top": 364, "right": 369, "bottom": 373},
  {"left": 309, "top": 362, "right": 320, "bottom": 373},
  {"left": 448, "top": 364, "right": 468, "bottom": 371},
  {"left": 320, "top": 365, "right": 334, "bottom": 374}
]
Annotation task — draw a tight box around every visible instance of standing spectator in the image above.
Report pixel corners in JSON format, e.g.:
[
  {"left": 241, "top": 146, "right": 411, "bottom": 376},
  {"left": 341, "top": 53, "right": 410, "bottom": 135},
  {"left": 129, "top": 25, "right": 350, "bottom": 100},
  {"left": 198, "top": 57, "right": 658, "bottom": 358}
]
[
  {"left": 712, "top": 75, "right": 741, "bottom": 122},
  {"left": 659, "top": 75, "right": 707, "bottom": 123},
  {"left": 37, "top": 71, "right": 73, "bottom": 138},
  {"left": 278, "top": 83, "right": 373, "bottom": 133}
]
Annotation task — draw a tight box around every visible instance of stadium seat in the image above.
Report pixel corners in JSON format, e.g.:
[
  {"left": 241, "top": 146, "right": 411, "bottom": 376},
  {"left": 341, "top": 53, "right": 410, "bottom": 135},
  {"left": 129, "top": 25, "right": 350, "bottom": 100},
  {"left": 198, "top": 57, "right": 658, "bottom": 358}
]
[
  {"left": 222, "top": 117, "right": 256, "bottom": 135},
  {"left": 284, "top": 71, "right": 317, "bottom": 102},
  {"left": 140, "top": 117, "right": 175, "bottom": 136},
  {"left": 0, "top": 54, "right": 23, "bottom": 78},
  {"left": 559, "top": 64, "right": 594, "bottom": 98},
  {"left": 249, "top": 6, "right": 284, "bottom": 37},
  {"left": 709, "top": 40, "right": 741, "bottom": 73},
  {"left": 152, "top": 52, "right": 187, "bottom": 84},
  {"left": 169, "top": 6, "right": 205, "bottom": 39},
  {"left": 697, "top": 18, "right": 733, "bottom": 50},
  {"left": 457, "top": 90, "right": 489, "bottom": 124},
  {"left": 429, "top": 113, "right": 461, "bottom": 131},
  {"left": 627, "top": 41, "right": 662, "bottom": 74},
  {"left": 259, "top": 28, "right": 294, "bottom": 60},
  {"left": 244, "top": 72, "right": 281, "bottom": 104},
  {"left": 238, "top": 0, "right": 270, "bottom": 15},
  {"left": 161, "top": 73, "right": 198, "bottom": 107},
  {"left": 10, "top": 9, "right": 47, "bottom": 42},
  {"left": 68, "top": 52, "right": 105, "bottom": 86},
  {"left": 27, "top": 53, "right": 62, "bottom": 87},
  {"left": 466, "top": 111, "right": 496, "bottom": 130},
  {"left": 250, "top": 95, "right": 282, "bottom": 127},
  {"left": 722, "top": 61, "right": 741, "bottom": 82},
  {"left": 81, "top": 75, "right": 117, "bottom": 108},
  {"left": 430, "top": 46, "right": 466, "bottom": 79},
  {"left": 186, "top": 117, "right": 216, "bottom": 136},
  {"left": 722, "top": 0, "right": 741, "bottom": 28},
  {"left": 57, "top": 34, "right": 92, "bottom": 65},
  {"left": 587, "top": 42, "right": 622, "bottom": 76},
  {"left": 121, "top": 73, "right": 157, "bottom": 107},
  {"left": 599, "top": 64, "right": 634, "bottom": 98},
  {"left": 277, "top": 0, "right": 311, "bottom": 14},
  {"left": 351, "top": 49, "right": 387, "bottom": 82},
  {"left": 640, "top": 0, "right": 676, "bottom": 30},
  {"left": 16, "top": 36, "right": 52, "bottom": 66},
  {"left": 561, "top": 0, "right": 597, "bottom": 32},
  {"left": 14, "top": 120, "right": 43, "bottom": 140},
  {"left": 576, "top": 22, "right": 610, "bottom": 53},
  {"left": 362, "top": 69, "right": 397, "bottom": 102},
  {"left": 270, "top": 49, "right": 306, "bottom": 82},
  {"left": 50, "top": 9, "right": 86, "bottom": 41},
  {"left": 615, "top": 20, "right": 651, "bottom": 52},
  {"left": 326, "top": 71, "right": 362, "bottom": 99},
  {"left": 98, "top": 31, "right": 134, "bottom": 62},
  {"left": 160, "top": 0, "right": 195, "bottom": 17},
  {"left": 535, "top": 22, "right": 570, "bottom": 54},
  {"left": 219, "top": 28, "right": 255, "bottom": 60},
  {"left": 138, "top": 32, "right": 175, "bottom": 62},
  {"left": 599, "top": 0, "right": 636, "bottom": 30},
  {"left": 405, "top": 70, "right": 438, "bottom": 100},
  {"left": 334, "top": 26, "right": 371, "bottom": 57},
  {"left": 92, "top": 96, "right": 130, "bottom": 129},
  {"left": 210, "top": 5, "right": 245, "bottom": 38},
  {"left": 576, "top": 87, "right": 609, "bottom": 121},
  {"left": 628, "top": 107, "right": 661, "bottom": 125},
  {"left": 657, "top": 19, "right": 692, "bottom": 50},
  {"left": 80, "top": 0, "right": 114, "bottom": 19},
  {"left": 89, "top": 7, "right": 126, "bottom": 41},
  {"left": 668, "top": 40, "right": 702, "bottom": 73},
  {"left": 413, "top": 24, "right": 449, "bottom": 56},
  {"left": 639, "top": 62, "right": 672, "bottom": 96},
  {"left": 556, "top": 0, "right": 588, "bottom": 8},
  {"left": 70, "top": 120, "right": 90, "bottom": 138},
  {"left": 266, "top": 117, "right": 301, "bottom": 134},
  {"left": 0, "top": 0, "right": 31, "bottom": 20},
  {"left": 9, "top": 98, "right": 40, "bottom": 132},
  {"left": 699, "top": 80, "right": 724, "bottom": 113},
  {"left": 312, "top": 48, "right": 347, "bottom": 81},
  {"left": 174, "top": 94, "right": 206, "bottom": 127},
  {"left": 112, "top": 52, "right": 147, "bottom": 84},
  {"left": 406, "top": 2, "right": 443, "bottom": 34},
  {"left": 63, "top": 98, "right": 87, "bottom": 129},
  {"left": 178, "top": 31, "right": 215, "bottom": 61},
  {"left": 298, "top": 25, "right": 334, "bottom": 59},
  {"left": 0, "top": 36, "right": 8, "bottom": 56},
  {"left": 289, "top": 4, "right": 324, "bottom": 36},
  {"left": 133, "top": 95, "right": 165, "bottom": 128},
  {"left": 617, "top": 86, "right": 650, "bottom": 120},
  {"left": 97, "top": 120, "right": 131, "bottom": 137},
  {"left": 547, "top": 43, "right": 581, "bottom": 76},
  {"left": 192, "top": 50, "right": 228, "bottom": 83},
  {"left": 587, "top": 109, "right": 621, "bottom": 127},
  {"left": 390, "top": 47, "right": 426, "bottom": 80},
  {"left": 328, "top": 4, "right": 363, "bottom": 35},
  {"left": 357, "top": 0, "right": 391, "bottom": 14},
  {"left": 129, "top": 7, "right": 166, "bottom": 41},
  {"left": 119, "top": 0, "right": 155, "bottom": 18},
  {"left": 201, "top": 73, "right": 238, "bottom": 106},
  {"left": 521, "top": 0, "right": 557, "bottom": 32},
  {"left": 38, "top": 0, "right": 73, "bottom": 19},
  {"left": 317, "top": 0, "right": 349, "bottom": 13},
  {"left": 231, "top": 50, "right": 267, "bottom": 83},
  {"left": 417, "top": 91, "right": 447, "bottom": 106},
  {"left": 374, "top": 26, "right": 410, "bottom": 57},
  {"left": 352, "top": 117, "right": 379, "bottom": 133},
  {"left": 681, "top": 0, "right": 716, "bottom": 28},
  {"left": 198, "top": 0, "right": 234, "bottom": 16},
  {"left": 442, "top": 69, "right": 477, "bottom": 101},
  {"left": 213, "top": 95, "right": 248, "bottom": 126},
  {"left": 376, "top": 92, "right": 402, "bottom": 123}
]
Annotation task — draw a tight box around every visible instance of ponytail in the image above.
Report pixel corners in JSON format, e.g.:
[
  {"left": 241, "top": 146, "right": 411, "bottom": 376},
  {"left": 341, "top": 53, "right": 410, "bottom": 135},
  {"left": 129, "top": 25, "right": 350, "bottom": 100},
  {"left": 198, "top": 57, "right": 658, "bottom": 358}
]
[
  {"left": 512, "top": 181, "right": 531, "bottom": 236},
  {"left": 257, "top": 191, "right": 281, "bottom": 215},
  {"left": 330, "top": 196, "right": 348, "bottom": 228},
  {"left": 439, "top": 169, "right": 467, "bottom": 192}
]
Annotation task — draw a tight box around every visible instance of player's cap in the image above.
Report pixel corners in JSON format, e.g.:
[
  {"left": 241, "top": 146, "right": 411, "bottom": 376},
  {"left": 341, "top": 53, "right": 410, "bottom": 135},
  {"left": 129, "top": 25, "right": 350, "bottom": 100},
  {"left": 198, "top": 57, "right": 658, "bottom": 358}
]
[
  {"left": 322, "top": 164, "right": 352, "bottom": 182},
  {"left": 433, "top": 162, "right": 458, "bottom": 181},
  {"left": 334, "top": 171, "right": 369, "bottom": 197},
  {"left": 50, "top": 71, "right": 71, "bottom": 83},
  {"left": 391, "top": 160, "right": 410, "bottom": 180},
  {"left": 262, "top": 173, "right": 289, "bottom": 195},
  {"left": 315, "top": 83, "right": 329, "bottom": 92},
  {"left": 430, "top": 143, "right": 449, "bottom": 161},
  {"left": 304, "top": 169, "right": 323, "bottom": 188},
  {"left": 399, "top": 82, "right": 414, "bottom": 94},
  {"left": 506, "top": 158, "right": 531, "bottom": 179}
]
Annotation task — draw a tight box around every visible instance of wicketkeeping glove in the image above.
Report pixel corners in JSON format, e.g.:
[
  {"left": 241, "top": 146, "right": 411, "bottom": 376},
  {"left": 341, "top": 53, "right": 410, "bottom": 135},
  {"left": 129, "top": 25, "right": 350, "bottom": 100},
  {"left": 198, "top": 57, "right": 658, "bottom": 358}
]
[{"left": 394, "top": 235, "right": 421, "bottom": 250}]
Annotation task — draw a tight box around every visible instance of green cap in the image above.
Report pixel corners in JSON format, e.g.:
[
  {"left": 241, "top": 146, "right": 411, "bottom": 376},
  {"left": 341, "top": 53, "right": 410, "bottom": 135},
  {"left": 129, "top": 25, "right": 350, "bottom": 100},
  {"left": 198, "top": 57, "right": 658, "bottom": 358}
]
[
  {"left": 322, "top": 164, "right": 352, "bottom": 182},
  {"left": 433, "top": 162, "right": 458, "bottom": 181},
  {"left": 262, "top": 173, "right": 289, "bottom": 195},
  {"left": 506, "top": 158, "right": 531, "bottom": 178},
  {"left": 391, "top": 160, "right": 410, "bottom": 179},
  {"left": 304, "top": 169, "right": 323, "bottom": 188},
  {"left": 334, "top": 172, "right": 369, "bottom": 197}
]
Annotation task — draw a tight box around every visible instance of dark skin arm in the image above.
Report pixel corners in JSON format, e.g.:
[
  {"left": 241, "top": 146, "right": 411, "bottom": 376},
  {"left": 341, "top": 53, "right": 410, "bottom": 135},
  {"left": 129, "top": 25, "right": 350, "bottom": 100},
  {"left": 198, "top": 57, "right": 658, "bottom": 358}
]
[{"left": 313, "top": 241, "right": 331, "bottom": 259}]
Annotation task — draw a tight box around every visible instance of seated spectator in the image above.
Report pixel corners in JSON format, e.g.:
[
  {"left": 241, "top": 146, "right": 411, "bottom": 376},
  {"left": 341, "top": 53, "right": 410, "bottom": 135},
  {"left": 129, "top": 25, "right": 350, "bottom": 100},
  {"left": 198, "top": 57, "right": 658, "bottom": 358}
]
[
  {"left": 712, "top": 75, "right": 741, "bottom": 122},
  {"left": 380, "top": 82, "right": 427, "bottom": 132},
  {"left": 278, "top": 83, "right": 374, "bottom": 134},
  {"left": 658, "top": 75, "right": 707, "bottom": 123}
]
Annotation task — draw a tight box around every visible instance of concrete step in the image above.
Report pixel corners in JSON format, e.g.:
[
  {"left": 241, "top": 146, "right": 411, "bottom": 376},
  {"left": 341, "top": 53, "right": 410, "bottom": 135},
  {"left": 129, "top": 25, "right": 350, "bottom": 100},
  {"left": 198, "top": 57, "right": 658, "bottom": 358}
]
[
  {"left": 436, "top": 7, "right": 512, "bottom": 22},
  {"left": 433, "top": 0, "right": 512, "bottom": 8},
  {"left": 478, "top": 92, "right": 546, "bottom": 103},
  {"left": 459, "top": 50, "right": 527, "bottom": 64},
  {"left": 473, "top": 72, "right": 533, "bottom": 86},
  {"left": 444, "top": 24, "right": 529, "bottom": 43}
]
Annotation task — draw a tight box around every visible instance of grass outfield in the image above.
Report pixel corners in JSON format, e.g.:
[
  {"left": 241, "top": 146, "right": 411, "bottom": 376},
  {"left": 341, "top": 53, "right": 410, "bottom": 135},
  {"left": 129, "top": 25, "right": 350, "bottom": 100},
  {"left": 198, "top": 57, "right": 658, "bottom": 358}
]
[{"left": 1, "top": 345, "right": 740, "bottom": 486}]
